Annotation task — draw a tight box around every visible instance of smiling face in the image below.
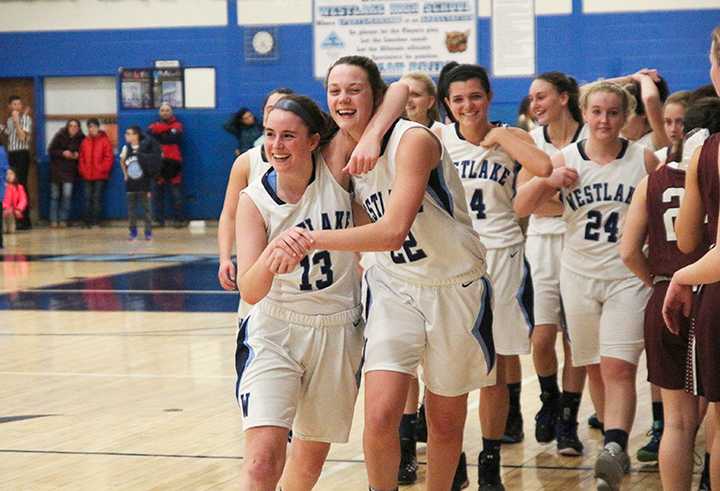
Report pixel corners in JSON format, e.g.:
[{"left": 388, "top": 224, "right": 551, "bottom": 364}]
[
  {"left": 403, "top": 77, "right": 435, "bottom": 125},
  {"left": 528, "top": 79, "right": 566, "bottom": 126},
  {"left": 446, "top": 77, "right": 491, "bottom": 129},
  {"left": 583, "top": 90, "right": 627, "bottom": 142},
  {"left": 263, "top": 109, "right": 320, "bottom": 173},
  {"left": 326, "top": 63, "right": 375, "bottom": 137},
  {"left": 663, "top": 102, "right": 686, "bottom": 144}
]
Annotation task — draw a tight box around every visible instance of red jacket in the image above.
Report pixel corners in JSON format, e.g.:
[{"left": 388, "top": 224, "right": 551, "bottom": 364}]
[
  {"left": 3, "top": 182, "right": 28, "bottom": 213},
  {"left": 148, "top": 117, "right": 183, "bottom": 162},
  {"left": 78, "top": 131, "right": 113, "bottom": 181}
]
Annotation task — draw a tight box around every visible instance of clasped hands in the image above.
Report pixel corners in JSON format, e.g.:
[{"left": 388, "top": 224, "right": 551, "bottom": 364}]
[{"left": 265, "top": 227, "right": 316, "bottom": 275}]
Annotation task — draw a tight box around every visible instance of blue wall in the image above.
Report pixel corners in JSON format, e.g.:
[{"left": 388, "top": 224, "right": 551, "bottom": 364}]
[{"left": 0, "top": 2, "right": 718, "bottom": 220}]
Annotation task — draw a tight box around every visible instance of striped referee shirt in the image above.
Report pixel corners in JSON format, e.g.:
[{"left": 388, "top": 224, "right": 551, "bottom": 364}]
[{"left": 3, "top": 114, "right": 32, "bottom": 152}]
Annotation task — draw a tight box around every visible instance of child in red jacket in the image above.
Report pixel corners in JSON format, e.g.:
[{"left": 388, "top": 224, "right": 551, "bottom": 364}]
[
  {"left": 3, "top": 168, "right": 28, "bottom": 234},
  {"left": 78, "top": 118, "right": 113, "bottom": 227}
]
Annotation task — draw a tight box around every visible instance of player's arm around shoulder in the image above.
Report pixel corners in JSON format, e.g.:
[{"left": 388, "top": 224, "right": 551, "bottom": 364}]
[
  {"left": 676, "top": 146, "right": 704, "bottom": 254},
  {"left": 490, "top": 126, "right": 552, "bottom": 178},
  {"left": 311, "top": 127, "right": 438, "bottom": 253},
  {"left": 619, "top": 176, "right": 652, "bottom": 287}
]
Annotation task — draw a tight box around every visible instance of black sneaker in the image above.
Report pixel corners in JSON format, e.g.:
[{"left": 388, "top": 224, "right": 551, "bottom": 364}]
[
  {"left": 556, "top": 419, "right": 584, "bottom": 456},
  {"left": 415, "top": 404, "right": 428, "bottom": 443},
  {"left": 398, "top": 438, "right": 418, "bottom": 485},
  {"left": 452, "top": 452, "right": 469, "bottom": 490},
  {"left": 535, "top": 391, "right": 559, "bottom": 443},
  {"left": 478, "top": 450, "right": 505, "bottom": 491},
  {"left": 501, "top": 410, "right": 524, "bottom": 444},
  {"left": 636, "top": 422, "right": 662, "bottom": 463},
  {"left": 588, "top": 413, "right": 604, "bottom": 433}
]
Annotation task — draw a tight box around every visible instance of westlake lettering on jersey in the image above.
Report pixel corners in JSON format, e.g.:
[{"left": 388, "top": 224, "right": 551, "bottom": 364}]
[
  {"left": 296, "top": 211, "right": 352, "bottom": 231},
  {"left": 565, "top": 183, "right": 635, "bottom": 211},
  {"left": 453, "top": 159, "right": 512, "bottom": 186},
  {"left": 363, "top": 190, "right": 423, "bottom": 222}
]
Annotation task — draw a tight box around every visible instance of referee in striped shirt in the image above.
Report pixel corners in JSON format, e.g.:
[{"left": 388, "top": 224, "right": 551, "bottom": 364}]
[{"left": 1, "top": 95, "right": 32, "bottom": 228}]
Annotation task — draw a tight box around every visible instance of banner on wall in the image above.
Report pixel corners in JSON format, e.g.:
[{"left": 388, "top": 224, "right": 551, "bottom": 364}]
[{"left": 313, "top": 1, "right": 477, "bottom": 79}]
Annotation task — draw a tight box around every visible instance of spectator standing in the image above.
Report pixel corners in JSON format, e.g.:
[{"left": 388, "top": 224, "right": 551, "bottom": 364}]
[
  {"left": 2, "top": 168, "right": 28, "bottom": 234},
  {"left": 0, "top": 96, "right": 32, "bottom": 229},
  {"left": 48, "top": 119, "right": 84, "bottom": 227},
  {"left": 0, "top": 143, "right": 8, "bottom": 248},
  {"left": 223, "top": 107, "right": 261, "bottom": 156},
  {"left": 119, "top": 126, "right": 161, "bottom": 241},
  {"left": 148, "top": 103, "right": 185, "bottom": 228},
  {"left": 78, "top": 118, "right": 113, "bottom": 228}
]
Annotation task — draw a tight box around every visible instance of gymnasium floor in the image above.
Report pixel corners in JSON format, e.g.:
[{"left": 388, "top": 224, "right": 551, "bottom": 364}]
[{"left": 0, "top": 226, "right": 704, "bottom": 489}]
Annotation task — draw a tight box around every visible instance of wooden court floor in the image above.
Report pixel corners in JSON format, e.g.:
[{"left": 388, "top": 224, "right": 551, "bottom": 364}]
[{"left": 0, "top": 227, "right": 707, "bottom": 490}]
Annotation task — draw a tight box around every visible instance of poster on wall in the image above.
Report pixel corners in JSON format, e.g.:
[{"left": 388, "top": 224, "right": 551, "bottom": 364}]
[
  {"left": 313, "top": 1, "right": 477, "bottom": 79},
  {"left": 120, "top": 69, "right": 153, "bottom": 109},
  {"left": 153, "top": 68, "right": 184, "bottom": 108}
]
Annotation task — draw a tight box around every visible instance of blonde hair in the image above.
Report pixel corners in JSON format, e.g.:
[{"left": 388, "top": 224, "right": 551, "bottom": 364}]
[
  {"left": 401, "top": 71, "right": 440, "bottom": 122},
  {"left": 711, "top": 25, "right": 720, "bottom": 65},
  {"left": 580, "top": 80, "right": 636, "bottom": 118},
  {"left": 665, "top": 90, "right": 691, "bottom": 110}
]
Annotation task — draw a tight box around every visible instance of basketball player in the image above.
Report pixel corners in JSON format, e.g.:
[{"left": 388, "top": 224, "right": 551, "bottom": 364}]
[
  {"left": 395, "top": 70, "right": 444, "bottom": 486},
  {"left": 620, "top": 103, "right": 716, "bottom": 489},
  {"left": 273, "top": 55, "right": 495, "bottom": 491},
  {"left": 516, "top": 81, "right": 658, "bottom": 491},
  {"left": 525, "top": 71, "right": 589, "bottom": 455},
  {"left": 665, "top": 25, "right": 720, "bottom": 489},
  {"left": 218, "top": 87, "right": 294, "bottom": 294},
  {"left": 438, "top": 63, "right": 552, "bottom": 489},
  {"left": 234, "top": 94, "right": 364, "bottom": 491}
]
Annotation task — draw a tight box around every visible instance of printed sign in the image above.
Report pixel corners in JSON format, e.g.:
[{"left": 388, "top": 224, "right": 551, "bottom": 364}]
[{"left": 314, "top": 1, "right": 477, "bottom": 78}]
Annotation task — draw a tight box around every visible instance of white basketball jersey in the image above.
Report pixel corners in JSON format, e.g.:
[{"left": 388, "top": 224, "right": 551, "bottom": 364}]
[
  {"left": 441, "top": 122, "right": 523, "bottom": 249},
  {"left": 247, "top": 145, "right": 272, "bottom": 185},
  {"left": 560, "top": 139, "right": 647, "bottom": 279},
  {"left": 242, "top": 152, "right": 360, "bottom": 314},
  {"left": 634, "top": 131, "right": 657, "bottom": 151},
  {"left": 353, "top": 119, "right": 487, "bottom": 286},
  {"left": 527, "top": 124, "right": 588, "bottom": 236}
]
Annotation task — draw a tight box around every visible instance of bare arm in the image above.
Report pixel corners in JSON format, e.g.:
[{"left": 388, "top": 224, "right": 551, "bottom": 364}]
[
  {"left": 235, "top": 193, "right": 275, "bottom": 305},
  {"left": 345, "top": 80, "right": 410, "bottom": 174},
  {"left": 514, "top": 153, "right": 576, "bottom": 218},
  {"left": 515, "top": 167, "right": 563, "bottom": 217},
  {"left": 483, "top": 127, "right": 552, "bottom": 178},
  {"left": 676, "top": 147, "right": 704, "bottom": 254},
  {"left": 634, "top": 73, "right": 670, "bottom": 150},
  {"left": 217, "top": 152, "right": 252, "bottom": 289},
  {"left": 619, "top": 176, "right": 652, "bottom": 287},
  {"left": 313, "top": 128, "right": 438, "bottom": 251}
]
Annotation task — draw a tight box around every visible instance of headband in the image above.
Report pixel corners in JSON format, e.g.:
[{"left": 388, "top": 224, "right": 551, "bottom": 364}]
[{"left": 272, "top": 98, "right": 322, "bottom": 134}]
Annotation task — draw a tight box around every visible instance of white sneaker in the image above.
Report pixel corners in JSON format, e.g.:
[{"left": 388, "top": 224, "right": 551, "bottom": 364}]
[{"left": 595, "top": 442, "right": 630, "bottom": 490}]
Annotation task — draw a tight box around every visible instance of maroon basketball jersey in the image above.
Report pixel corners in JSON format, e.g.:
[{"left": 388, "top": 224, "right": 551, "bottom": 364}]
[
  {"left": 646, "top": 163, "right": 707, "bottom": 277},
  {"left": 698, "top": 133, "right": 720, "bottom": 243}
]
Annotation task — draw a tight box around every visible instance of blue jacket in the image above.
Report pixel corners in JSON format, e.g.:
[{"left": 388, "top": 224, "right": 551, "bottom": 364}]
[{"left": 0, "top": 145, "right": 8, "bottom": 201}]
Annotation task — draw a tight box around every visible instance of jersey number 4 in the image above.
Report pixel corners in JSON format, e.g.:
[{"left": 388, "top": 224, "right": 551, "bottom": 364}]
[
  {"left": 299, "top": 251, "right": 334, "bottom": 291},
  {"left": 584, "top": 210, "right": 619, "bottom": 242},
  {"left": 470, "top": 189, "right": 487, "bottom": 219}
]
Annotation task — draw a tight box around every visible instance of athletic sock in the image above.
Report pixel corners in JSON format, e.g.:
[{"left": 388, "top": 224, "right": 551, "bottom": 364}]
[
  {"left": 508, "top": 382, "right": 522, "bottom": 414},
  {"left": 651, "top": 401, "right": 664, "bottom": 428},
  {"left": 559, "top": 391, "right": 582, "bottom": 423},
  {"left": 482, "top": 437, "right": 502, "bottom": 454},
  {"left": 538, "top": 373, "right": 560, "bottom": 395},
  {"left": 604, "top": 429, "right": 629, "bottom": 451},
  {"left": 399, "top": 413, "right": 417, "bottom": 440}
]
